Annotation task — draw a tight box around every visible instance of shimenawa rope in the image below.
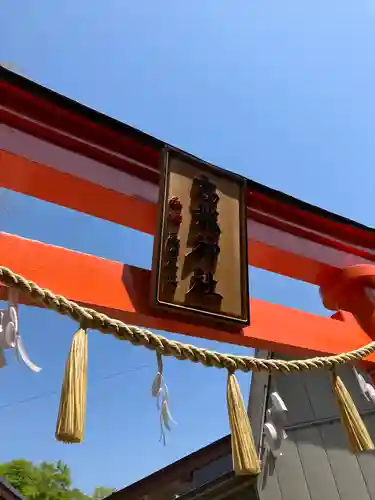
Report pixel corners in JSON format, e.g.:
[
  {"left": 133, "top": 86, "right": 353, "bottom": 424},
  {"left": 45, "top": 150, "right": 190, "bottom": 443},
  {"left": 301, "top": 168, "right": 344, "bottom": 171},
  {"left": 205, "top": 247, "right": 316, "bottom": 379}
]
[
  {"left": 2, "top": 265, "right": 374, "bottom": 467},
  {"left": 0, "top": 265, "right": 374, "bottom": 374}
]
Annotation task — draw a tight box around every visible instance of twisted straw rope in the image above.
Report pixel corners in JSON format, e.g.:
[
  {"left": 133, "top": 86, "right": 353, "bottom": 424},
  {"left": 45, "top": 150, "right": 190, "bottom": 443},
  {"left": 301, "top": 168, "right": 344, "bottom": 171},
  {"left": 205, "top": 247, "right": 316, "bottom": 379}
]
[{"left": 1, "top": 266, "right": 375, "bottom": 374}]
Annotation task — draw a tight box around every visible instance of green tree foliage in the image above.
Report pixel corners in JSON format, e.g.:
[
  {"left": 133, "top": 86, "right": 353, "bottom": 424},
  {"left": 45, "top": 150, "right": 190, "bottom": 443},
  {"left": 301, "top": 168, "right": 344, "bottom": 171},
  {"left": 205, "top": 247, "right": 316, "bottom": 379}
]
[
  {"left": 0, "top": 459, "right": 38, "bottom": 497},
  {"left": 92, "top": 487, "right": 116, "bottom": 500},
  {"left": 0, "top": 460, "right": 114, "bottom": 500}
]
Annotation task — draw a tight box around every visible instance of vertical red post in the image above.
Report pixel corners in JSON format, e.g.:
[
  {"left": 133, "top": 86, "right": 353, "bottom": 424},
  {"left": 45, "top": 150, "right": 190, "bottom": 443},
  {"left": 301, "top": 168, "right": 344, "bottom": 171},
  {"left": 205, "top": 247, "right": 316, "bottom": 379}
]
[{"left": 320, "top": 265, "right": 375, "bottom": 383}]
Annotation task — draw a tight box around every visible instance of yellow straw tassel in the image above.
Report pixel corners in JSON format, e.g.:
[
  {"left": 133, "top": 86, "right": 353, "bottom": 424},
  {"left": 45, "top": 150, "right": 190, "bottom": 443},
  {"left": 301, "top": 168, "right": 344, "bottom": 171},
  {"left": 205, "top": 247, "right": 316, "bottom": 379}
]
[
  {"left": 227, "top": 372, "right": 261, "bottom": 476},
  {"left": 55, "top": 327, "right": 88, "bottom": 444},
  {"left": 331, "top": 370, "right": 374, "bottom": 453}
]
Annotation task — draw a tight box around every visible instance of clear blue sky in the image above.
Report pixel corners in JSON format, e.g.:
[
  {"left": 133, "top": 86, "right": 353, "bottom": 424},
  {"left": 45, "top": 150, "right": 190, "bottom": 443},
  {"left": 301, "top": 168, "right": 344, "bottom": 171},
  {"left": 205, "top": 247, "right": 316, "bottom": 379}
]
[{"left": 1, "top": 0, "right": 375, "bottom": 494}]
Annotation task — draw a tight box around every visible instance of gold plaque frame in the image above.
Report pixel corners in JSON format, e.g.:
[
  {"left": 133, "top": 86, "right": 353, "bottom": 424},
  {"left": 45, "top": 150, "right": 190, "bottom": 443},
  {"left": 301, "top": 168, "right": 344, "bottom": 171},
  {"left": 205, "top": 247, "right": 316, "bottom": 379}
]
[{"left": 151, "top": 147, "right": 250, "bottom": 329}]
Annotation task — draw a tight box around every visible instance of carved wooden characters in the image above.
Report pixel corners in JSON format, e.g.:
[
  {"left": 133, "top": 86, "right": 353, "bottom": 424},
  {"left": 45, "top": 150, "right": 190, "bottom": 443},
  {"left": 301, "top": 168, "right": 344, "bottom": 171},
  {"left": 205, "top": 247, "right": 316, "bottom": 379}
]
[
  {"left": 185, "top": 175, "right": 222, "bottom": 310},
  {"left": 162, "top": 197, "right": 182, "bottom": 297}
]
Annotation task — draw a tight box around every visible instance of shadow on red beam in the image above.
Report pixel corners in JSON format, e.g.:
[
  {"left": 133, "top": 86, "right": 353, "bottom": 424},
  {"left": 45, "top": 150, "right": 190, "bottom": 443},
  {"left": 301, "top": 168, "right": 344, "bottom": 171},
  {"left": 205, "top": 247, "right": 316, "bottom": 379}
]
[
  {"left": 0, "top": 150, "right": 339, "bottom": 286},
  {"left": 0, "top": 231, "right": 374, "bottom": 365}
]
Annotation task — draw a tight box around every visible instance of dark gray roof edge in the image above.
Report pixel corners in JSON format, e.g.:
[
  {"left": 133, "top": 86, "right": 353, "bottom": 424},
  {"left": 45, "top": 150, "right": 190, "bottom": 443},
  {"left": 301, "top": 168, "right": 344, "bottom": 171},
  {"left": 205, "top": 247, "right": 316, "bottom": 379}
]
[{"left": 0, "top": 477, "right": 26, "bottom": 499}]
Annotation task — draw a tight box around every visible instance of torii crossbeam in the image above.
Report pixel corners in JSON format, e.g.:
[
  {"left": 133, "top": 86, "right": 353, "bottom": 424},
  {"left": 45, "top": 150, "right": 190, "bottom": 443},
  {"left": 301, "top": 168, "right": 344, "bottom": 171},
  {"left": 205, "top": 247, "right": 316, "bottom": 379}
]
[{"left": 1, "top": 65, "right": 375, "bottom": 371}]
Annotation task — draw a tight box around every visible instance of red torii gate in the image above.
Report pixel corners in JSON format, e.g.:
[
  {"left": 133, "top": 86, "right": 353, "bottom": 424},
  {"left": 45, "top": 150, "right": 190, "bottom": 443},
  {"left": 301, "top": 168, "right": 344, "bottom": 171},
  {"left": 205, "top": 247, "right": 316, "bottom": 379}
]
[{"left": 1, "top": 65, "right": 375, "bottom": 372}]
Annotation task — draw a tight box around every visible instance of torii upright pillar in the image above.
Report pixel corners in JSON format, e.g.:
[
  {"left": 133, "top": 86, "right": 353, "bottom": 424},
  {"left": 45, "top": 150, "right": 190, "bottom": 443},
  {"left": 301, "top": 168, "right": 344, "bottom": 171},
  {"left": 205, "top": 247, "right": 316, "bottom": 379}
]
[{"left": 321, "top": 264, "right": 375, "bottom": 379}]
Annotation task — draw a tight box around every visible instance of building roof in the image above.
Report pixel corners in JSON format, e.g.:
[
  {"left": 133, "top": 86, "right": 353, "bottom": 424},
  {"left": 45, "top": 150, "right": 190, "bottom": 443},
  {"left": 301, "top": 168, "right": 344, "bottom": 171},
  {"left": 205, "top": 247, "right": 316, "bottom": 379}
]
[
  {"left": 176, "top": 471, "right": 258, "bottom": 500},
  {"left": 0, "top": 477, "right": 26, "bottom": 500},
  {"left": 108, "top": 436, "right": 232, "bottom": 500}
]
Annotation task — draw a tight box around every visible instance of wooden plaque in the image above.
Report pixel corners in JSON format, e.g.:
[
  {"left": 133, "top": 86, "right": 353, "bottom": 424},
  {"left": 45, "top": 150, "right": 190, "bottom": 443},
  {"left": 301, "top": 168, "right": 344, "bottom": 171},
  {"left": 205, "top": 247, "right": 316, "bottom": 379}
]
[{"left": 151, "top": 147, "right": 250, "bottom": 328}]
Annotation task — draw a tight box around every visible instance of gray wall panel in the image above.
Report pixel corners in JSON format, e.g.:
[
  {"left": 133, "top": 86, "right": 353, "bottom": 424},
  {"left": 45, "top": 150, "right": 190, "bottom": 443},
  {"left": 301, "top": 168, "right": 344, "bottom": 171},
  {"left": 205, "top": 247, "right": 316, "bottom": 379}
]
[
  {"left": 356, "top": 415, "right": 375, "bottom": 498},
  {"left": 247, "top": 349, "right": 271, "bottom": 453},
  {"left": 258, "top": 452, "right": 282, "bottom": 500},
  {"left": 293, "top": 427, "right": 341, "bottom": 500},
  {"left": 302, "top": 370, "right": 338, "bottom": 420},
  {"left": 273, "top": 438, "right": 311, "bottom": 500},
  {"left": 272, "top": 372, "right": 314, "bottom": 426},
  {"left": 320, "top": 422, "right": 371, "bottom": 500},
  {"left": 257, "top": 352, "right": 375, "bottom": 500}
]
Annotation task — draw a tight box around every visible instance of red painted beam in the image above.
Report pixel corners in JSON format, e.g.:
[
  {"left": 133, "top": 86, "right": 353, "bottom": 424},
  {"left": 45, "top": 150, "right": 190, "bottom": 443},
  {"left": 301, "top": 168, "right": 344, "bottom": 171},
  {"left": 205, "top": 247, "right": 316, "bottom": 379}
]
[
  {"left": 0, "top": 232, "right": 373, "bottom": 364},
  {"left": 1, "top": 69, "right": 374, "bottom": 252},
  {"left": 2, "top": 147, "right": 375, "bottom": 287}
]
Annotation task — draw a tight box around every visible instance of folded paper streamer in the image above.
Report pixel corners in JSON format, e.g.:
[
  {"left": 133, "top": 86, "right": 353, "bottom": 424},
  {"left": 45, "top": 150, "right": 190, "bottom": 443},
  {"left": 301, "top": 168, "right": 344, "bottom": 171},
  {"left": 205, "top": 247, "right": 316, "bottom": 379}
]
[
  {"left": 353, "top": 367, "right": 375, "bottom": 404},
  {"left": 263, "top": 391, "right": 288, "bottom": 458},
  {"left": 0, "top": 290, "right": 41, "bottom": 372},
  {"left": 151, "top": 352, "right": 176, "bottom": 445}
]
